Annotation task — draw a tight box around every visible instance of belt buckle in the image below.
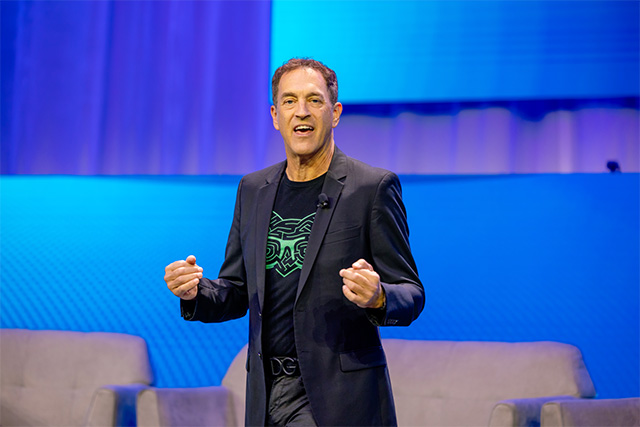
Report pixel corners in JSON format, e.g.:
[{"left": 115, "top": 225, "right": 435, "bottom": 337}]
[{"left": 270, "top": 357, "right": 298, "bottom": 376}]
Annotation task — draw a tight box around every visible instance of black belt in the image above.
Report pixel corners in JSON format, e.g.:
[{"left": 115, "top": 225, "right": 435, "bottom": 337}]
[{"left": 269, "top": 356, "right": 300, "bottom": 376}]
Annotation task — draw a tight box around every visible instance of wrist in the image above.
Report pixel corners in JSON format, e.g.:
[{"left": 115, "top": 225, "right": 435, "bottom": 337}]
[{"left": 372, "top": 286, "right": 386, "bottom": 309}]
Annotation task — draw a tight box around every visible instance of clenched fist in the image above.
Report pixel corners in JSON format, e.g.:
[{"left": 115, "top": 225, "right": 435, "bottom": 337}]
[
  {"left": 164, "top": 255, "right": 203, "bottom": 300},
  {"left": 340, "top": 259, "right": 385, "bottom": 309}
]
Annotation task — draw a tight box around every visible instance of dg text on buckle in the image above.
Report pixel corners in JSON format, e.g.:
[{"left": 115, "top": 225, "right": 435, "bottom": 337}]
[{"left": 270, "top": 356, "right": 299, "bottom": 376}]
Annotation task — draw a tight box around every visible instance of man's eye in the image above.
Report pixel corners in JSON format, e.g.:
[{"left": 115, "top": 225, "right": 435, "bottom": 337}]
[{"left": 284, "top": 99, "right": 294, "bottom": 105}]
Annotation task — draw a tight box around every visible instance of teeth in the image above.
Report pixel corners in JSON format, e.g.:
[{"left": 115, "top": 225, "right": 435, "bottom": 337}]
[{"left": 295, "top": 125, "right": 313, "bottom": 131}]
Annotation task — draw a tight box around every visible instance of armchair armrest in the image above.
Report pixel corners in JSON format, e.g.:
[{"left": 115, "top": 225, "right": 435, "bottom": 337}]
[
  {"left": 541, "top": 397, "right": 640, "bottom": 427},
  {"left": 85, "top": 383, "right": 149, "bottom": 427},
  {"left": 489, "top": 396, "right": 579, "bottom": 427},
  {"left": 137, "top": 386, "right": 235, "bottom": 427}
]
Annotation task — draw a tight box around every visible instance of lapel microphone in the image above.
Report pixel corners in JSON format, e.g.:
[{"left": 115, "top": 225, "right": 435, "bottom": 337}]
[{"left": 317, "top": 193, "right": 330, "bottom": 209}]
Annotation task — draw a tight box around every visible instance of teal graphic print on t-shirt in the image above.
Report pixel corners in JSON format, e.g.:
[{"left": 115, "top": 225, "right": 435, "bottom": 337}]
[{"left": 266, "top": 211, "right": 315, "bottom": 277}]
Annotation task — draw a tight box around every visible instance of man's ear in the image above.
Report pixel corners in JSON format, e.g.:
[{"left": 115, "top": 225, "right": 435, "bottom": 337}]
[
  {"left": 270, "top": 105, "right": 279, "bottom": 130},
  {"left": 332, "top": 102, "right": 343, "bottom": 128}
]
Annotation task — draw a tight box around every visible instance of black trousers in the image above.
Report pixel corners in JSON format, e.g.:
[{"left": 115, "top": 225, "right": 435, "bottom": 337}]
[{"left": 266, "top": 375, "right": 317, "bottom": 426}]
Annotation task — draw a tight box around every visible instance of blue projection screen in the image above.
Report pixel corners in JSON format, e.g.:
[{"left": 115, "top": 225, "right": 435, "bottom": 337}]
[{"left": 271, "top": 0, "right": 640, "bottom": 103}]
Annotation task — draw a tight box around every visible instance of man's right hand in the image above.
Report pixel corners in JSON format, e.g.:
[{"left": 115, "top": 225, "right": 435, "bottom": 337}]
[{"left": 164, "top": 255, "right": 203, "bottom": 300}]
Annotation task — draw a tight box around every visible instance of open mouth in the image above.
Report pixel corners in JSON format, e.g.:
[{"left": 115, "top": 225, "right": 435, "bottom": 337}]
[{"left": 294, "top": 125, "right": 314, "bottom": 135}]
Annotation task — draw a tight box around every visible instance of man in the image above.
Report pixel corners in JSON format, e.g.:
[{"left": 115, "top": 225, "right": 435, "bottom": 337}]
[{"left": 164, "top": 58, "right": 424, "bottom": 426}]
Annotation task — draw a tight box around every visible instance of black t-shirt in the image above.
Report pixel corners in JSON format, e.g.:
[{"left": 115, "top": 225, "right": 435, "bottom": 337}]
[{"left": 262, "top": 172, "right": 325, "bottom": 358}]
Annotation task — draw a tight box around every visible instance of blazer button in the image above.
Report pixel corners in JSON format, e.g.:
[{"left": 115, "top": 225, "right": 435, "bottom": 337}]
[{"left": 258, "top": 352, "right": 263, "bottom": 360}]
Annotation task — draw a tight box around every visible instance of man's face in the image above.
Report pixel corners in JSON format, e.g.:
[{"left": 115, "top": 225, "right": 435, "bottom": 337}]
[{"left": 271, "top": 68, "right": 342, "bottom": 161}]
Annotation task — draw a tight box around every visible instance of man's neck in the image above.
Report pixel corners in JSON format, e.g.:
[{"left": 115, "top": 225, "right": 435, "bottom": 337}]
[{"left": 286, "top": 143, "right": 335, "bottom": 182}]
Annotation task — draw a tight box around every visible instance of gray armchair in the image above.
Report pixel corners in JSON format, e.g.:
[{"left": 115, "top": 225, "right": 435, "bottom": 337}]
[
  {"left": 383, "top": 339, "right": 596, "bottom": 426},
  {"left": 136, "top": 339, "right": 596, "bottom": 426},
  {"left": 0, "top": 328, "right": 153, "bottom": 426}
]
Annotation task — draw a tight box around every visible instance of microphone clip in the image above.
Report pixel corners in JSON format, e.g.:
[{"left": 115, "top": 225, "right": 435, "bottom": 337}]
[{"left": 317, "top": 193, "right": 330, "bottom": 209}]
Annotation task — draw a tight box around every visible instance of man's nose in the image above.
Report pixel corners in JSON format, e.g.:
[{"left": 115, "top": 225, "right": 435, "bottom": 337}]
[{"left": 295, "top": 100, "right": 310, "bottom": 118}]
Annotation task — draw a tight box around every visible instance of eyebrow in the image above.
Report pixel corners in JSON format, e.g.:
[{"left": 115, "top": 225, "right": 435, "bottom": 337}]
[{"left": 280, "top": 91, "right": 325, "bottom": 100}]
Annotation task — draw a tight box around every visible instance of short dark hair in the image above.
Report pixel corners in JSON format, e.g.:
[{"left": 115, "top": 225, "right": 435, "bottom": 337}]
[{"left": 271, "top": 58, "right": 338, "bottom": 105}]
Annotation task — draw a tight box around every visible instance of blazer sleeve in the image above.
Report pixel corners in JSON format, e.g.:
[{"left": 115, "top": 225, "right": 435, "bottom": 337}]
[
  {"left": 181, "top": 178, "right": 249, "bottom": 323},
  {"left": 366, "top": 172, "right": 425, "bottom": 326}
]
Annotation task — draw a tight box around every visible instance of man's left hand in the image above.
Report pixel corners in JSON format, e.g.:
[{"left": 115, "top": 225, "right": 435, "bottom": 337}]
[{"left": 340, "top": 259, "right": 385, "bottom": 309}]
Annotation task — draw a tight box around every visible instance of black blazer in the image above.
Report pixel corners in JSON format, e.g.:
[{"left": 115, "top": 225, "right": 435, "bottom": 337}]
[{"left": 182, "top": 147, "right": 424, "bottom": 426}]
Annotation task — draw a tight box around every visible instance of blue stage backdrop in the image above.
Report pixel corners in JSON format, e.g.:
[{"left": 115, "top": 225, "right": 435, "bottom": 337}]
[
  {"left": 2, "top": 0, "right": 638, "bottom": 175},
  {"left": 1, "top": 172, "right": 638, "bottom": 399}
]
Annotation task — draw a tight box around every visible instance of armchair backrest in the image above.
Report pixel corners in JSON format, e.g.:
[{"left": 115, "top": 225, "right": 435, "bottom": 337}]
[
  {"left": 1, "top": 328, "right": 153, "bottom": 426},
  {"left": 221, "top": 344, "right": 248, "bottom": 426}
]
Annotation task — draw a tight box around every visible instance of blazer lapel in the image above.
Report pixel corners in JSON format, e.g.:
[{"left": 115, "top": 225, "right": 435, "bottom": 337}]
[
  {"left": 296, "top": 147, "right": 348, "bottom": 301},
  {"left": 255, "top": 161, "right": 286, "bottom": 312}
]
